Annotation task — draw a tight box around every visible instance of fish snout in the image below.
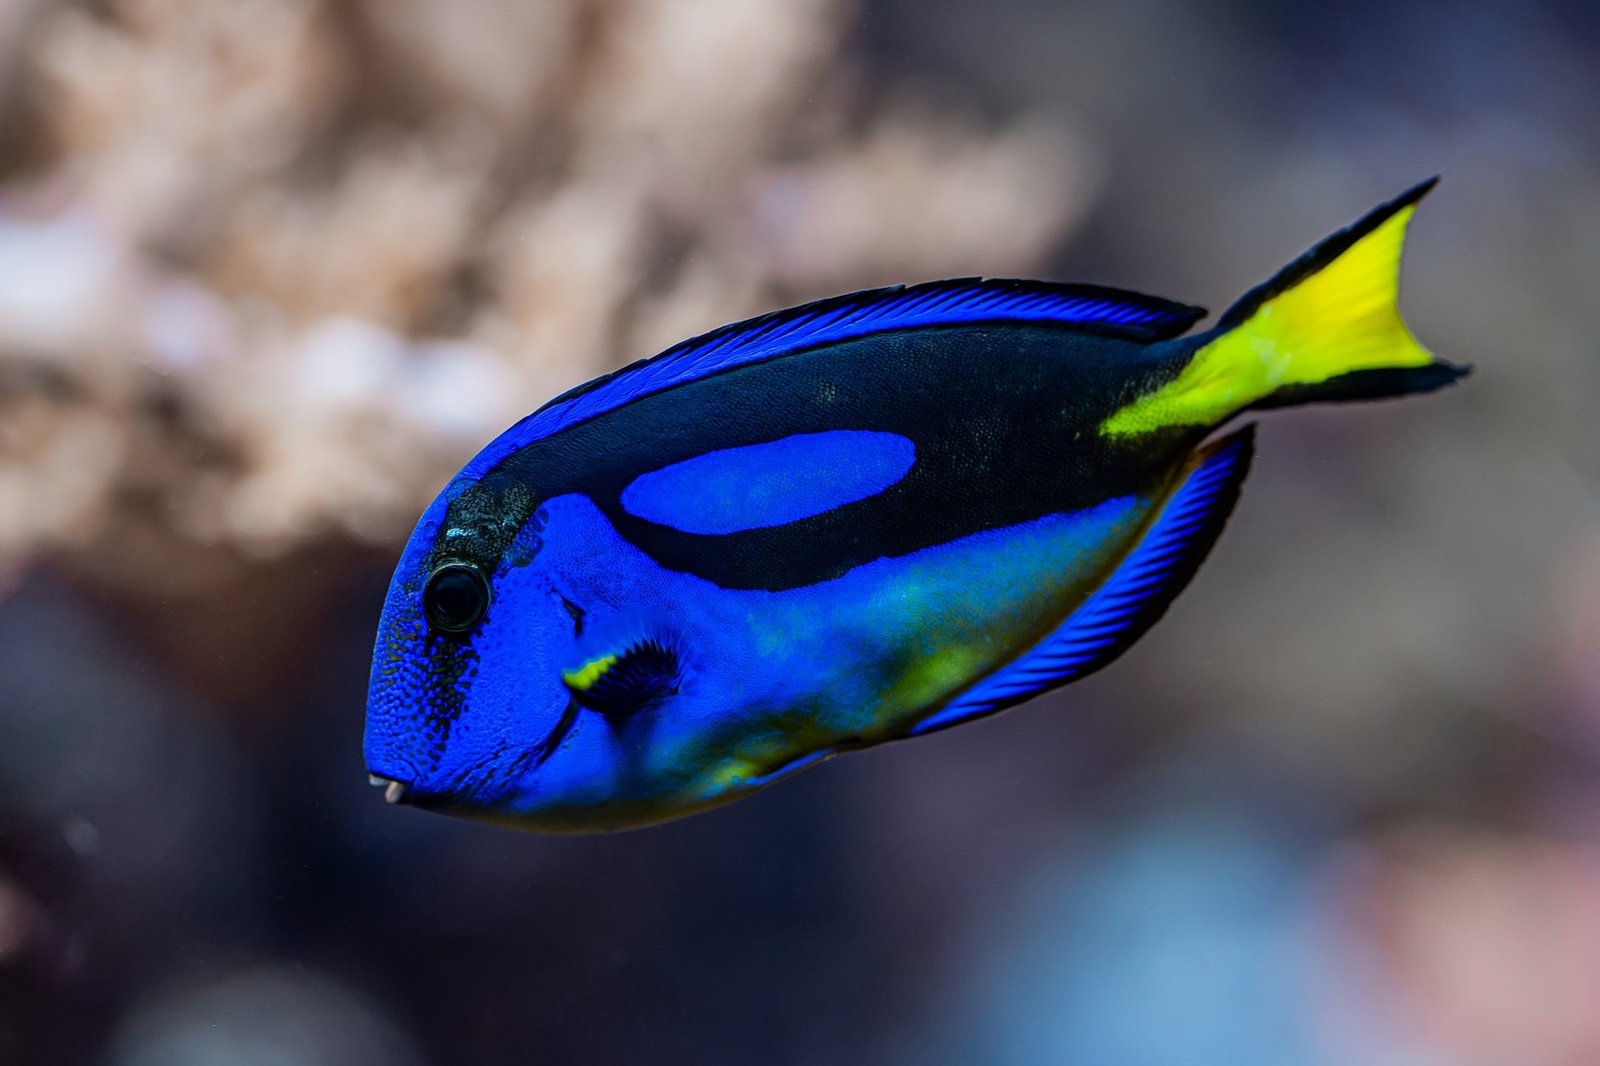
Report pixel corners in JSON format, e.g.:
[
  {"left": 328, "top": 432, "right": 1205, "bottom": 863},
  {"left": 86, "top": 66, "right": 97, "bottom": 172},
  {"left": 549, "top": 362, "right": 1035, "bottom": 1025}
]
[{"left": 367, "top": 773, "right": 411, "bottom": 805}]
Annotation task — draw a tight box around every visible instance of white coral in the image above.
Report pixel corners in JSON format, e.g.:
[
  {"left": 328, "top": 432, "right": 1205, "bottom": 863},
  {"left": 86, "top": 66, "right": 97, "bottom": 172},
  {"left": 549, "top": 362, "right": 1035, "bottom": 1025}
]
[{"left": 0, "top": 0, "right": 1088, "bottom": 571}]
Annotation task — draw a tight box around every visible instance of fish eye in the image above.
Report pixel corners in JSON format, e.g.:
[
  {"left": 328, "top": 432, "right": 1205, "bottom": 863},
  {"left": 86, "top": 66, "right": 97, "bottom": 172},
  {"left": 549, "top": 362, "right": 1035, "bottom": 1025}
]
[{"left": 422, "top": 563, "right": 491, "bottom": 634}]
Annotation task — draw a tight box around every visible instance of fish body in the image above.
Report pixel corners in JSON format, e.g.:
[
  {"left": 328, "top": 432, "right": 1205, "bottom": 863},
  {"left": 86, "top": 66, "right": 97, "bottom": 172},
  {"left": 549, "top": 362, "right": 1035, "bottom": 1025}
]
[{"left": 365, "top": 180, "right": 1467, "bottom": 831}]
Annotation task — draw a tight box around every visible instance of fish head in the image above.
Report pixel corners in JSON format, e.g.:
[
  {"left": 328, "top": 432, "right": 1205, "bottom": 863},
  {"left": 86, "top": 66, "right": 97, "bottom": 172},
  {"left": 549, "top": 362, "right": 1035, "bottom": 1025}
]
[
  {"left": 365, "top": 480, "right": 717, "bottom": 830},
  {"left": 364, "top": 477, "right": 599, "bottom": 827}
]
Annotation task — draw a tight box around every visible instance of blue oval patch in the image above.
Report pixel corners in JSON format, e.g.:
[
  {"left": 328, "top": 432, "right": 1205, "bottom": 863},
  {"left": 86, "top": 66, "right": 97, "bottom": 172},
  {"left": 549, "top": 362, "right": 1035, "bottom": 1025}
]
[{"left": 620, "top": 430, "right": 916, "bottom": 535}]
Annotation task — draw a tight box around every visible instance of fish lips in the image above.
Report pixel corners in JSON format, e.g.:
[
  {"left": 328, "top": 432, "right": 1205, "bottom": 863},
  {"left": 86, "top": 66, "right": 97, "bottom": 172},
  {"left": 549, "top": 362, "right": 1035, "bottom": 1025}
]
[
  {"left": 367, "top": 771, "right": 498, "bottom": 817},
  {"left": 366, "top": 772, "right": 412, "bottom": 805},
  {"left": 365, "top": 771, "right": 469, "bottom": 811}
]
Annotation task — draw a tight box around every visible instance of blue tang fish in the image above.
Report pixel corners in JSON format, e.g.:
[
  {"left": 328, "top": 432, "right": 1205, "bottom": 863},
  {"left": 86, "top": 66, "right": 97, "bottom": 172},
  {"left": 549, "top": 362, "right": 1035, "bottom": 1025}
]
[{"left": 366, "top": 180, "right": 1467, "bottom": 831}]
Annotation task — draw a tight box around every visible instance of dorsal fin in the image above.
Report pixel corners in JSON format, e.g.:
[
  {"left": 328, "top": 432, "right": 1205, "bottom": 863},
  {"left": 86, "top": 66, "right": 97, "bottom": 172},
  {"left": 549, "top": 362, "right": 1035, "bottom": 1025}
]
[
  {"left": 909, "top": 426, "right": 1254, "bottom": 737},
  {"left": 462, "top": 279, "right": 1207, "bottom": 478}
]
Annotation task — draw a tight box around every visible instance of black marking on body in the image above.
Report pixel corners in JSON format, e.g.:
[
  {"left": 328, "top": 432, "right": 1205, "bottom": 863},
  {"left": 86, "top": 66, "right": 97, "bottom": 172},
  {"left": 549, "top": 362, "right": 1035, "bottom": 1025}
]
[
  {"left": 429, "top": 322, "right": 1210, "bottom": 592},
  {"left": 528, "top": 698, "right": 582, "bottom": 770},
  {"left": 414, "top": 623, "right": 480, "bottom": 771}
]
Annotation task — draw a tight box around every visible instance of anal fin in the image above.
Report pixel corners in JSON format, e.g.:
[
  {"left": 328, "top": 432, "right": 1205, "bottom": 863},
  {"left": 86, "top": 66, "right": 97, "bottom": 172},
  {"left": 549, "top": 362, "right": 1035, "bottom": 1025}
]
[{"left": 909, "top": 426, "right": 1256, "bottom": 736}]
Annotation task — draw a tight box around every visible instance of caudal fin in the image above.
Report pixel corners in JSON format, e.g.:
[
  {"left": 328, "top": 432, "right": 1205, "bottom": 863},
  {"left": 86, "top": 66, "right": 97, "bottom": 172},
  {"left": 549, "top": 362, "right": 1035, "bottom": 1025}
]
[{"left": 1102, "top": 179, "right": 1469, "bottom": 437}]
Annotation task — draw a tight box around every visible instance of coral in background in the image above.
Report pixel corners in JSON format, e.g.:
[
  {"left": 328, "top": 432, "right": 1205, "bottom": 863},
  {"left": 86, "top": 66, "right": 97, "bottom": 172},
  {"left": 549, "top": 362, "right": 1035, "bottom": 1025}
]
[{"left": 0, "top": 0, "right": 1089, "bottom": 572}]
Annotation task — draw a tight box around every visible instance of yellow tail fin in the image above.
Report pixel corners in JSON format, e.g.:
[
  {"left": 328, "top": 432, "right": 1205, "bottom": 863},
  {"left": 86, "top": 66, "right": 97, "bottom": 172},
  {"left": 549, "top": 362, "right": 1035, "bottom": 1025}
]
[{"left": 1103, "top": 179, "right": 1466, "bottom": 438}]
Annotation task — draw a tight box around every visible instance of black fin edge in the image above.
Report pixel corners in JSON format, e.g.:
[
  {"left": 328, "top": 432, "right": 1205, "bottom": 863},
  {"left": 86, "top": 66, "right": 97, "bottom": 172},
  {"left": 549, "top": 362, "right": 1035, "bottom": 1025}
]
[
  {"left": 1247, "top": 359, "right": 1471, "bottom": 411},
  {"left": 1216, "top": 177, "right": 1440, "bottom": 332}
]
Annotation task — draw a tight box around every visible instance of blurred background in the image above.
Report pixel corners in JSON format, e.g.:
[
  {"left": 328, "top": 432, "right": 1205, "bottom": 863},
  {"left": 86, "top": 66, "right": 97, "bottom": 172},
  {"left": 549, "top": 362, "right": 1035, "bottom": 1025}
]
[{"left": 0, "top": 0, "right": 1597, "bottom": 1062}]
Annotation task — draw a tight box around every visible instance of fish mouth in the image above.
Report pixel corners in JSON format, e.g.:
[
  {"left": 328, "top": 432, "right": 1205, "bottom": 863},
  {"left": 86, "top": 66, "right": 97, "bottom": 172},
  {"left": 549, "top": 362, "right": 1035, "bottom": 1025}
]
[{"left": 367, "top": 773, "right": 410, "bottom": 805}]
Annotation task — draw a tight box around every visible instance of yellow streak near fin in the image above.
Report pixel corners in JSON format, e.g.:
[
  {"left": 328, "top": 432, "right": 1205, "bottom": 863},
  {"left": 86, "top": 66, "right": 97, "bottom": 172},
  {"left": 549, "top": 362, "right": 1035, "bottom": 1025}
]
[
  {"left": 1101, "top": 203, "right": 1433, "bottom": 438},
  {"left": 563, "top": 653, "right": 618, "bottom": 691}
]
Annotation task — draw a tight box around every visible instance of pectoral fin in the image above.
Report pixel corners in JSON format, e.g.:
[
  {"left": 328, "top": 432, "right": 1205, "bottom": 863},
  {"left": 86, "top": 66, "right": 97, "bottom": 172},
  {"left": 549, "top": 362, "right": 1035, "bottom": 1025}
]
[
  {"left": 562, "top": 638, "right": 681, "bottom": 718},
  {"left": 910, "top": 426, "right": 1255, "bottom": 736}
]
